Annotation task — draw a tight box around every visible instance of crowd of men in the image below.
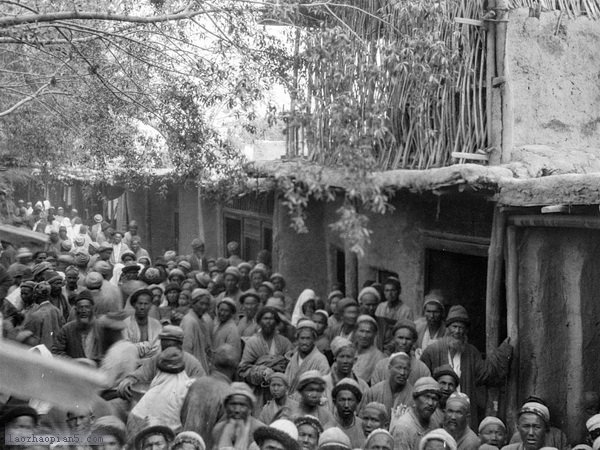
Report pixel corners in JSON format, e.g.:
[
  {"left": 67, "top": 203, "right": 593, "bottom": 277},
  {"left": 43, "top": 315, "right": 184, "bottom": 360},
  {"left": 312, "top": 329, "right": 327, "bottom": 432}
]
[{"left": 1, "top": 201, "right": 600, "bottom": 450}]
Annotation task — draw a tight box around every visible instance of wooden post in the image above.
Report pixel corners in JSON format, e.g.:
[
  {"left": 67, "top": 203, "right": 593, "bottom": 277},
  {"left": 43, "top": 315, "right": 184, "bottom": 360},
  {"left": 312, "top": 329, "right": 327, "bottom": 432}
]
[
  {"left": 494, "top": 0, "right": 514, "bottom": 164},
  {"left": 505, "top": 225, "right": 520, "bottom": 435},
  {"left": 485, "top": 1, "right": 499, "bottom": 164},
  {"left": 485, "top": 206, "right": 507, "bottom": 416},
  {"left": 345, "top": 248, "right": 358, "bottom": 300}
]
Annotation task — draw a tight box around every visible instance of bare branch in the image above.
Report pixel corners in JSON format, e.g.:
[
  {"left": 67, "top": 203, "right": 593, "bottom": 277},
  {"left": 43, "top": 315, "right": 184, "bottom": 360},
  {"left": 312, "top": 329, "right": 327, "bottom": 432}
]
[
  {"left": 0, "top": 7, "right": 218, "bottom": 28},
  {"left": 0, "top": 81, "right": 51, "bottom": 117}
]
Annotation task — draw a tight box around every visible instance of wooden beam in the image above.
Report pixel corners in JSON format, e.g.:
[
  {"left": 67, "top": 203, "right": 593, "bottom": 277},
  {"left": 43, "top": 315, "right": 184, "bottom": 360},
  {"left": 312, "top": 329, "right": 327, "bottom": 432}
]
[
  {"left": 505, "top": 225, "right": 520, "bottom": 436},
  {"left": 508, "top": 215, "right": 600, "bottom": 229}
]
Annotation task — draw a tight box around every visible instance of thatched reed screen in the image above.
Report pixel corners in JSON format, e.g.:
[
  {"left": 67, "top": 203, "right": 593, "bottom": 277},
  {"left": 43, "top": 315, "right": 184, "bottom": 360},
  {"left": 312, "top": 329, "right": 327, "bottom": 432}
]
[
  {"left": 287, "top": 0, "right": 488, "bottom": 170},
  {"left": 508, "top": 0, "right": 600, "bottom": 18}
]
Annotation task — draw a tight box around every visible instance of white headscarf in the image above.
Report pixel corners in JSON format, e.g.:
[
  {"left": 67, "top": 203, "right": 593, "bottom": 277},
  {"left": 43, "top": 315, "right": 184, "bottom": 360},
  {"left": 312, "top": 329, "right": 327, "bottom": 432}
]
[{"left": 291, "top": 289, "right": 317, "bottom": 327}]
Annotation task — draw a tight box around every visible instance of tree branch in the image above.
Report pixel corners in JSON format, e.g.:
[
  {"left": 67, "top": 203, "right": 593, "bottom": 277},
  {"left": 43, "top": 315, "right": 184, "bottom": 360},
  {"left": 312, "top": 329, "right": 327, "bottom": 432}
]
[
  {"left": 0, "top": 7, "right": 217, "bottom": 27},
  {"left": 0, "top": 81, "right": 51, "bottom": 117}
]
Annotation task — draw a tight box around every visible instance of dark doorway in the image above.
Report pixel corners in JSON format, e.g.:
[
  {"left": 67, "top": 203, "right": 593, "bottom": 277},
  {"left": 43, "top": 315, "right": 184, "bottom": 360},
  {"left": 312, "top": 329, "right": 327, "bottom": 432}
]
[{"left": 425, "top": 249, "right": 489, "bottom": 353}]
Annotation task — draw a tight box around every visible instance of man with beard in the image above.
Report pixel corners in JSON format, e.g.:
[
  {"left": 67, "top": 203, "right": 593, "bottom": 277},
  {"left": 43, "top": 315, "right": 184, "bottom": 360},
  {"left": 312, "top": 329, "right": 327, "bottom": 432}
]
[
  {"left": 370, "top": 320, "right": 431, "bottom": 386},
  {"left": 391, "top": 377, "right": 441, "bottom": 450},
  {"left": 213, "top": 382, "right": 265, "bottom": 449},
  {"left": 285, "top": 319, "right": 330, "bottom": 393},
  {"left": 52, "top": 290, "right": 96, "bottom": 359},
  {"left": 353, "top": 315, "right": 386, "bottom": 383},
  {"left": 239, "top": 306, "right": 293, "bottom": 408},
  {"left": 332, "top": 378, "right": 366, "bottom": 448},
  {"left": 181, "top": 288, "right": 213, "bottom": 374},
  {"left": 324, "top": 337, "right": 369, "bottom": 410},
  {"left": 431, "top": 365, "right": 459, "bottom": 426},
  {"left": 443, "top": 393, "right": 479, "bottom": 450},
  {"left": 363, "top": 352, "right": 413, "bottom": 423},
  {"left": 420, "top": 306, "right": 512, "bottom": 428}
]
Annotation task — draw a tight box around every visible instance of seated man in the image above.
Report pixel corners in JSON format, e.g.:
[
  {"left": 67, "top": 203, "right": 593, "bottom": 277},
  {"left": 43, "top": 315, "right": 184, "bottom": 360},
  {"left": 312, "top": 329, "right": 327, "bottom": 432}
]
[{"left": 213, "top": 382, "right": 265, "bottom": 449}]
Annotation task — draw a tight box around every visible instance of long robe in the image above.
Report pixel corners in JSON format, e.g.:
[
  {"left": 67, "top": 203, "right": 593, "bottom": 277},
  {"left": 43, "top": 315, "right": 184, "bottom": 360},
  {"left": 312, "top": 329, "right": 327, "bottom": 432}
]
[
  {"left": 23, "top": 301, "right": 64, "bottom": 350},
  {"left": 213, "top": 318, "right": 242, "bottom": 362},
  {"left": 181, "top": 371, "right": 231, "bottom": 450},
  {"left": 284, "top": 346, "right": 330, "bottom": 394},
  {"left": 123, "top": 315, "right": 162, "bottom": 359},
  {"left": 52, "top": 320, "right": 95, "bottom": 359},
  {"left": 455, "top": 427, "right": 480, "bottom": 450},
  {"left": 333, "top": 414, "right": 366, "bottom": 449},
  {"left": 354, "top": 345, "right": 386, "bottom": 383},
  {"left": 258, "top": 396, "right": 299, "bottom": 425},
  {"left": 390, "top": 406, "right": 435, "bottom": 450},
  {"left": 362, "top": 380, "right": 413, "bottom": 424},
  {"left": 420, "top": 338, "right": 512, "bottom": 428},
  {"left": 370, "top": 355, "right": 431, "bottom": 386},
  {"left": 181, "top": 309, "right": 211, "bottom": 374}
]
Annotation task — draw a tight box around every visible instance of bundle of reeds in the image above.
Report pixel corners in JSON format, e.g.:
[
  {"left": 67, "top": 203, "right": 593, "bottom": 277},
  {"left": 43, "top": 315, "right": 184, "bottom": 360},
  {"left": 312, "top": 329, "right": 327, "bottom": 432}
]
[
  {"left": 291, "top": 0, "right": 488, "bottom": 170},
  {"left": 508, "top": 0, "right": 600, "bottom": 18}
]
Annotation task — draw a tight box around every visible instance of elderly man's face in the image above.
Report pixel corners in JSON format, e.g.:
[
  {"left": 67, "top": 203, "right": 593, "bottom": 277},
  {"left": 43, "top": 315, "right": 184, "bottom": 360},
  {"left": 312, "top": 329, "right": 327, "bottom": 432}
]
[
  {"left": 360, "top": 293, "right": 379, "bottom": 316},
  {"left": 356, "top": 322, "right": 376, "bottom": 349},
  {"left": 444, "top": 401, "right": 469, "bottom": 434},
  {"left": 361, "top": 408, "right": 385, "bottom": 436},
  {"left": 447, "top": 322, "right": 467, "bottom": 340},
  {"left": 226, "top": 394, "right": 251, "bottom": 420},
  {"left": 297, "top": 424, "right": 319, "bottom": 450},
  {"left": 415, "top": 392, "right": 439, "bottom": 421},
  {"left": 517, "top": 413, "right": 546, "bottom": 450},
  {"left": 365, "top": 434, "right": 393, "bottom": 450},
  {"left": 67, "top": 411, "right": 92, "bottom": 432},
  {"left": 480, "top": 423, "right": 507, "bottom": 447},
  {"left": 76, "top": 299, "right": 93, "bottom": 323},
  {"left": 142, "top": 433, "right": 169, "bottom": 450}
]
